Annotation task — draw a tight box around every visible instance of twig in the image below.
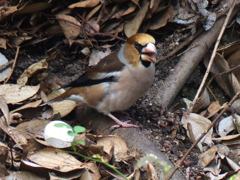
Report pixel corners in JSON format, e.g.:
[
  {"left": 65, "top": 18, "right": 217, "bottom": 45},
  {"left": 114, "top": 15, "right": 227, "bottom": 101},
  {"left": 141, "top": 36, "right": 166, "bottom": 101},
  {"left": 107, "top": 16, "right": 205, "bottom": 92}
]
[
  {"left": 0, "top": 60, "right": 13, "bottom": 72},
  {"left": 189, "top": 0, "right": 236, "bottom": 114},
  {"left": 207, "top": 64, "right": 240, "bottom": 88},
  {"left": 4, "top": 46, "right": 20, "bottom": 84},
  {"left": 167, "top": 91, "right": 240, "bottom": 180}
]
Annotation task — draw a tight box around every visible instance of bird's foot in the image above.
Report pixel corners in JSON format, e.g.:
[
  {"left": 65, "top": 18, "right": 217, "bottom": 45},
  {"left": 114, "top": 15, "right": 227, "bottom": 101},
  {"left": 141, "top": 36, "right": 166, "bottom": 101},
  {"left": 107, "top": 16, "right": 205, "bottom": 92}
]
[{"left": 110, "top": 120, "right": 139, "bottom": 129}]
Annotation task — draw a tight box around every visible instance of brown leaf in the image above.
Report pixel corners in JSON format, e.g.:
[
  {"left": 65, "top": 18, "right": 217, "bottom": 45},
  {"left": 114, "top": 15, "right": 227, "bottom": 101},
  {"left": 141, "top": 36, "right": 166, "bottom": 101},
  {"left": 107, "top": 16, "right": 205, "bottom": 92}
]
[
  {"left": 17, "top": 59, "right": 48, "bottom": 85},
  {"left": 204, "top": 53, "right": 240, "bottom": 97},
  {"left": 149, "top": 5, "right": 174, "bottom": 30},
  {"left": 181, "top": 113, "right": 213, "bottom": 146},
  {"left": 69, "top": 0, "right": 100, "bottom": 9},
  {"left": 0, "top": 38, "right": 7, "bottom": 49},
  {"left": 86, "top": 4, "right": 102, "bottom": 21},
  {"left": 56, "top": 14, "right": 81, "bottom": 41},
  {"left": 45, "top": 100, "right": 77, "bottom": 118},
  {"left": 27, "top": 148, "right": 84, "bottom": 172},
  {"left": 96, "top": 135, "right": 129, "bottom": 161},
  {"left": 0, "top": 84, "right": 40, "bottom": 104},
  {"left": 17, "top": 2, "right": 52, "bottom": 14},
  {"left": 218, "top": 40, "right": 240, "bottom": 58},
  {"left": 4, "top": 171, "right": 45, "bottom": 180},
  {"left": 227, "top": 49, "right": 240, "bottom": 81},
  {"left": 0, "top": 5, "right": 18, "bottom": 22},
  {"left": 124, "top": 0, "right": 149, "bottom": 37},
  {"left": 0, "top": 53, "right": 11, "bottom": 82},
  {"left": 16, "top": 119, "right": 50, "bottom": 139},
  {"left": 199, "top": 146, "right": 218, "bottom": 167}
]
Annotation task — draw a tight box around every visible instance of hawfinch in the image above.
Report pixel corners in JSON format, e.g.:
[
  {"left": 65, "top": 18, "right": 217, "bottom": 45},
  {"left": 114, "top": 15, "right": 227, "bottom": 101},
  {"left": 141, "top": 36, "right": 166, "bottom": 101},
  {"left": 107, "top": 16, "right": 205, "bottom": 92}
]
[{"left": 49, "top": 33, "right": 157, "bottom": 128}]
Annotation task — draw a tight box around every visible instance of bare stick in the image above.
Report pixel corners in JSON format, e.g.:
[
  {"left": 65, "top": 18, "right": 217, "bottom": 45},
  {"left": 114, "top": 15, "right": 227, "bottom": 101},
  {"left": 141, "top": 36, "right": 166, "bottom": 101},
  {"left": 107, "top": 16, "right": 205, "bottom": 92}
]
[
  {"left": 167, "top": 92, "right": 240, "bottom": 180},
  {"left": 4, "top": 46, "right": 20, "bottom": 84},
  {"left": 189, "top": 0, "right": 236, "bottom": 113}
]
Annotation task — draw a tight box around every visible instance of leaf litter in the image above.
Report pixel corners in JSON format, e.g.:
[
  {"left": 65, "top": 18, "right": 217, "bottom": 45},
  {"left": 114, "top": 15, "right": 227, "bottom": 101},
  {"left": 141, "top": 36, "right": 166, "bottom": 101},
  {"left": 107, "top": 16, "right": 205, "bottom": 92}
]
[{"left": 1, "top": 0, "right": 240, "bottom": 179}]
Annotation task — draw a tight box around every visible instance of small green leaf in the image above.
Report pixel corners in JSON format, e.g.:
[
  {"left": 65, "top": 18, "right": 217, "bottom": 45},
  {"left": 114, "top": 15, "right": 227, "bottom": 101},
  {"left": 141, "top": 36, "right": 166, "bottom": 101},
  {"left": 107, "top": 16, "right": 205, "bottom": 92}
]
[
  {"left": 76, "top": 140, "right": 85, "bottom": 145},
  {"left": 54, "top": 123, "right": 72, "bottom": 129},
  {"left": 73, "top": 126, "right": 86, "bottom": 133},
  {"left": 92, "top": 154, "right": 103, "bottom": 159},
  {"left": 68, "top": 131, "right": 77, "bottom": 137}
]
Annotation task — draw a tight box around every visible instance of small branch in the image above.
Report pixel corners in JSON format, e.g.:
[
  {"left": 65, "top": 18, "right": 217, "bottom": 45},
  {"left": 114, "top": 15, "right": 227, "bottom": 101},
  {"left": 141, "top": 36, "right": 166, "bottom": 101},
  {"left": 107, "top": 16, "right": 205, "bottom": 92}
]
[
  {"left": 4, "top": 46, "right": 20, "bottom": 84},
  {"left": 167, "top": 91, "right": 240, "bottom": 180},
  {"left": 189, "top": 0, "right": 236, "bottom": 113},
  {"left": 0, "top": 60, "right": 13, "bottom": 72}
]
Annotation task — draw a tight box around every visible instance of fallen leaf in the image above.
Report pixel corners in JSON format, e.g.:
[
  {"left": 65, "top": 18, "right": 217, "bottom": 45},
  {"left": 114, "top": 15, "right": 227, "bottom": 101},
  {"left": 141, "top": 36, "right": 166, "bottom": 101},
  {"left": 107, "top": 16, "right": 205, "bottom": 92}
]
[
  {"left": 17, "top": 59, "right": 48, "bottom": 85},
  {"left": 56, "top": 14, "right": 81, "bottom": 42},
  {"left": 97, "top": 135, "right": 129, "bottom": 161},
  {"left": 124, "top": 0, "right": 149, "bottom": 37},
  {"left": 27, "top": 148, "right": 84, "bottom": 172},
  {"left": 69, "top": 0, "right": 100, "bottom": 9},
  {"left": 199, "top": 146, "right": 218, "bottom": 167},
  {"left": 0, "top": 53, "right": 11, "bottom": 82},
  {"left": 149, "top": 5, "right": 174, "bottom": 30},
  {"left": 181, "top": 113, "right": 213, "bottom": 146},
  {"left": 0, "top": 84, "right": 40, "bottom": 104},
  {"left": 4, "top": 171, "right": 45, "bottom": 180},
  {"left": 88, "top": 48, "right": 111, "bottom": 66}
]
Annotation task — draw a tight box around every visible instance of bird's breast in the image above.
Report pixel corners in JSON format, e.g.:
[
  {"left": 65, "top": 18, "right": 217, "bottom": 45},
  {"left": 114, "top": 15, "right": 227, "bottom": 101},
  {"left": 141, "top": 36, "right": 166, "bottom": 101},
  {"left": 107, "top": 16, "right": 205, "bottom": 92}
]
[{"left": 96, "top": 64, "right": 155, "bottom": 113}]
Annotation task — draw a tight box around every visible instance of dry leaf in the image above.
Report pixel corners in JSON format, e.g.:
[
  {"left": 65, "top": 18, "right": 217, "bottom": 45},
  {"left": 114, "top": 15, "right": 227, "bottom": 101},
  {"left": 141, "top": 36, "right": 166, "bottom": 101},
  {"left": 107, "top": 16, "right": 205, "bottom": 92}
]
[
  {"left": 97, "top": 135, "right": 129, "bottom": 161},
  {"left": 199, "top": 146, "right": 218, "bottom": 167},
  {"left": 0, "top": 84, "right": 40, "bottom": 104},
  {"left": 0, "top": 38, "right": 7, "bottom": 49},
  {"left": 181, "top": 113, "right": 213, "bottom": 146},
  {"left": 17, "top": 2, "right": 52, "bottom": 14},
  {"left": 218, "top": 115, "right": 239, "bottom": 137},
  {"left": 4, "top": 171, "right": 45, "bottom": 180},
  {"left": 192, "top": 88, "right": 210, "bottom": 112},
  {"left": 46, "top": 100, "right": 77, "bottom": 118},
  {"left": 0, "top": 53, "right": 11, "bottom": 82},
  {"left": 124, "top": 0, "right": 149, "bottom": 37},
  {"left": 227, "top": 49, "right": 240, "bottom": 81},
  {"left": 218, "top": 40, "right": 240, "bottom": 58},
  {"left": 17, "top": 59, "right": 48, "bottom": 85},
  {"left": 86, "top": 4, "right": 102, "bottom": 21},
  {"left": 212, "top": 134, "right": 240, "bottom": 141},
  {"left": 10, "top": 100, "right": 42, "bottom": 115},
  {"left": 207, "top": 101, "right": 226, "bottom": 118},
  {"left": 56, "top": 14, "right": 81, "bottom": 42},
  {"left": 0, "top": 96, "right": 10, "bottom": 125},
  {"left": 149, "top": 5, "right": 174, "bottom": 30},
  {"left": 16, "top": 119, "right": 50, "bottom": 139},
  {"left": 69, "top": 0, "right": 100, "bottom": 9},
  {"left": 88, "top": 48, "right": 111, "bottom": 66},
  {"left": 204, "top": 53, "right": 240, "bottom": 97},
  {"left": 27, "top": 148, "right": 84, "bottom": 172},
  {"left": 0, "top": 5, "right": 18, "bottom": 21}
]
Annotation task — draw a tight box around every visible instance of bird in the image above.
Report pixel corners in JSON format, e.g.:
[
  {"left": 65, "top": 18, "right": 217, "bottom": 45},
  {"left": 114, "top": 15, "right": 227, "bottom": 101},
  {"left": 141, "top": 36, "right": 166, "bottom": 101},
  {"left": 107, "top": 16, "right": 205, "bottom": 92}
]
[{"left": 47, "top": 33, "right": 157, "bottom": 128}]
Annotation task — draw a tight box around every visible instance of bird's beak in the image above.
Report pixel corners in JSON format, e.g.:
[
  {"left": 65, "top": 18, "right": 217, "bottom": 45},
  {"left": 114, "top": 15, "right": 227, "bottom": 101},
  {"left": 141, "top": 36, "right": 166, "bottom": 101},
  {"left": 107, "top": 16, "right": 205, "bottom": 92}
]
[{"left": 141, "top": 43, "right": 157, "bottom": 63}]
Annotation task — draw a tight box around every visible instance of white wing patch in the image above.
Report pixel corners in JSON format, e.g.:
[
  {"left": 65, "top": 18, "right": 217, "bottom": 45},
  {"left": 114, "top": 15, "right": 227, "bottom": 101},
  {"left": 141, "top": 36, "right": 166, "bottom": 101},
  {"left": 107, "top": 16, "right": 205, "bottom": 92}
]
[{"left": 93, "top": 71, "right": 121, "bottom": 80}]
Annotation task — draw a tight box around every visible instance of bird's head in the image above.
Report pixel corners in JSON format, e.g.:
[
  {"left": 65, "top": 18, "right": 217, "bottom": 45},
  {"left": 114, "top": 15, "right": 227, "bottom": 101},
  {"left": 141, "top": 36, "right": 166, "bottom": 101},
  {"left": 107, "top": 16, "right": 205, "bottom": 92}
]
[{"left": 122, "top": 33, "right": 157, "bottom": 67}]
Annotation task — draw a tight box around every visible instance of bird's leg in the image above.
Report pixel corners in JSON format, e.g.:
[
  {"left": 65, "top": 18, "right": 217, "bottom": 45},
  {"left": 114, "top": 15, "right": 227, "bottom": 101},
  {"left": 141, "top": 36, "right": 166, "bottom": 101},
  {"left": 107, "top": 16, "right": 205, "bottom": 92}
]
[{"left": 106, "top": 113, "right": 139, "bottom": 129}]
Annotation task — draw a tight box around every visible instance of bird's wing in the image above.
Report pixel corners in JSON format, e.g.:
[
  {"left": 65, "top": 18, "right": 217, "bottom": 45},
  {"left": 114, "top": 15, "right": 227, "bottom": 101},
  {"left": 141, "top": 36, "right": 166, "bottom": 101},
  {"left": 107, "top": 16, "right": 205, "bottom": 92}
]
[{"left": 64, "top": 52, "right": 125, "bottom": 88}]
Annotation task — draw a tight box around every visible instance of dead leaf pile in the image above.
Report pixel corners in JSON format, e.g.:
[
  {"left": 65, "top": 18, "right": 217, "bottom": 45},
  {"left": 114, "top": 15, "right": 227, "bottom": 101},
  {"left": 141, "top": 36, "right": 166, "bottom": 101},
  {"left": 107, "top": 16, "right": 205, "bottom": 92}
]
[
  {"left": 0, "top": 0, "right": 228, "bottom": 50},
  {"left": 0, "top": 93, "right": 143, "bottom": 179},
  {"left": 181, "top": 42, "right": 240, "bottom": 179}
]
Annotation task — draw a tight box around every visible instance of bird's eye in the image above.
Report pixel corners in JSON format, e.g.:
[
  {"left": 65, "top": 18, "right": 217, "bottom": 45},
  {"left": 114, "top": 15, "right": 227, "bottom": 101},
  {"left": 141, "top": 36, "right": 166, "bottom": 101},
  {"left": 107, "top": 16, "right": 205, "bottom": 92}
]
[{"left": 134, "top": 41, "right": 144, "bottom": 53}]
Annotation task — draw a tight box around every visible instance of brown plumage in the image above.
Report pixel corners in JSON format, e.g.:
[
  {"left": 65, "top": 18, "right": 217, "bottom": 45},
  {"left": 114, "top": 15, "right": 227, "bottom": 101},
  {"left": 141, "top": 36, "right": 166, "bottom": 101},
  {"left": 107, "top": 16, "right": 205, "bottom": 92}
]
[{"left": 49, "top": 33, "right": 157, "bottom": 128}]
